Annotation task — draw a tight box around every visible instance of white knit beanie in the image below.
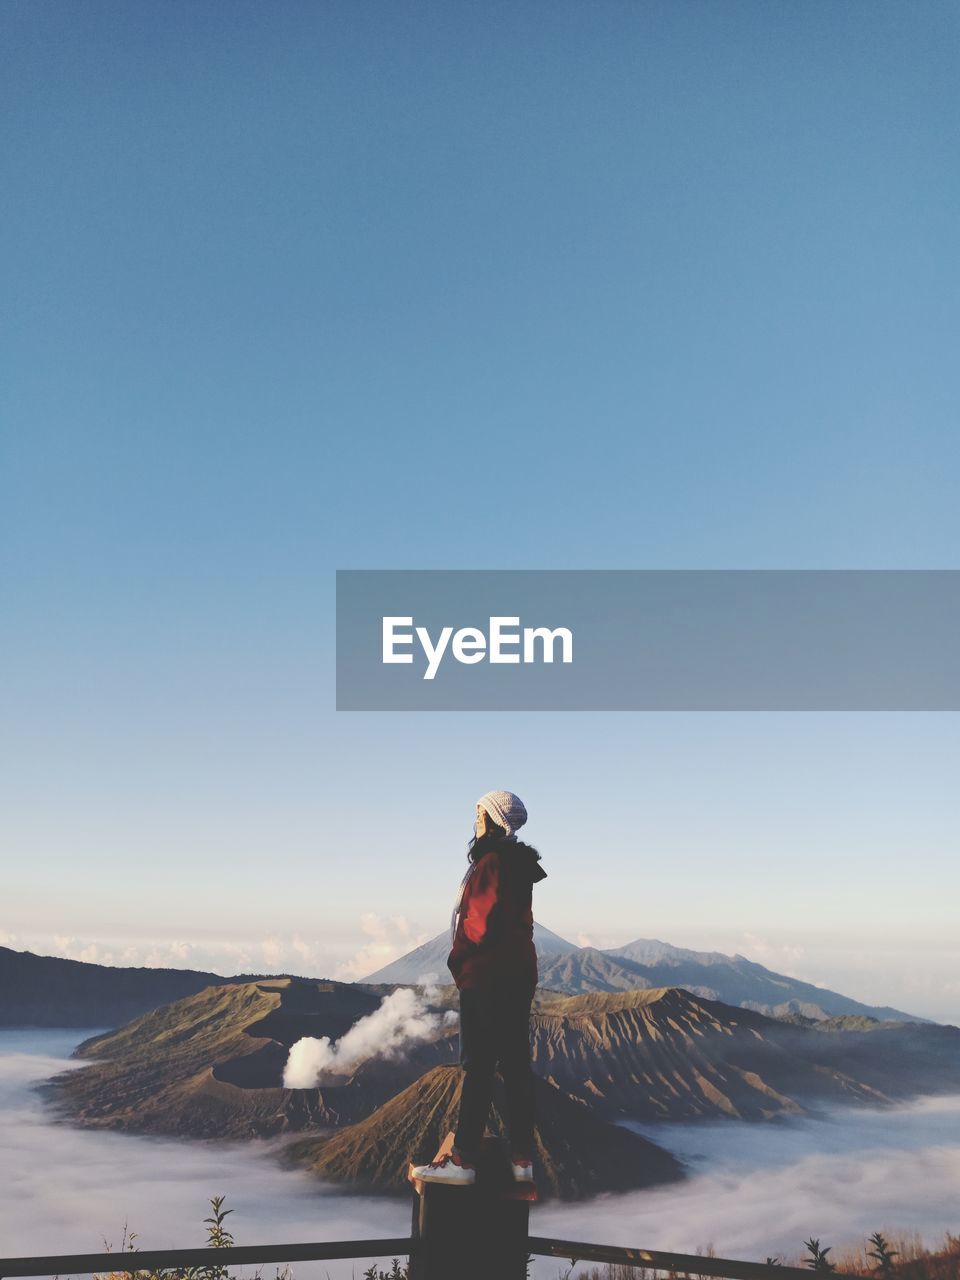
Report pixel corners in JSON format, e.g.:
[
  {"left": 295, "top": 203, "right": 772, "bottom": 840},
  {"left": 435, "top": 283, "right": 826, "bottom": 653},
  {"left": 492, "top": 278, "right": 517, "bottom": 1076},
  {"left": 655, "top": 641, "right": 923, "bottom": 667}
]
[{"left": 476, "top": 790, "right": 528, "bottom": 841}]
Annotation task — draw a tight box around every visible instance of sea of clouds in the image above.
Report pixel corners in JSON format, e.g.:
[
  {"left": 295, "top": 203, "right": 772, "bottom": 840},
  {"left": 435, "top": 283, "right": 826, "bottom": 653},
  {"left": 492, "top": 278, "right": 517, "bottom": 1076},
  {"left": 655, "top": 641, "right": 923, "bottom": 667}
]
[
  {"left": 3, "top": 1030, "right": 960, "bottom": 1279},
  {"left": 0, "top": 1030, "right": 408, "bottom": 1279}
]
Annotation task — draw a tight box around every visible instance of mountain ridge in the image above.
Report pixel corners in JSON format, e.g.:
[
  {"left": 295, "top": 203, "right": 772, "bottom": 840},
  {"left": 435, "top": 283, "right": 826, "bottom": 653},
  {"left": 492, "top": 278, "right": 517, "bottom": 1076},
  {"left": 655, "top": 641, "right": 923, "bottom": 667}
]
[
  {"left": 363, "top": 927, "right": 925, "bottom": 1023},
  {"left": 0, "top": 945, "right": 242, "bottom": 1028},
  {"left": 2, "top": 931, "right": 924, "bottom": 1032},
  {"left": 49, "top": 977, "right": 959, "bottom": 1146},
  {"left": 283, "top": 1064, "right": 684, "bottom": 1200}
]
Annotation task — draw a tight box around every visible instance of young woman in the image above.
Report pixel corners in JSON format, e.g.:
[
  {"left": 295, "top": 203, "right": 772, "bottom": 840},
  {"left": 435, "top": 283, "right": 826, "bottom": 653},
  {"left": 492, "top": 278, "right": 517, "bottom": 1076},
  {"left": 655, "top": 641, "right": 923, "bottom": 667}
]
[{"left": 411, "top": 789, "right": 547, "bottom": 1186}]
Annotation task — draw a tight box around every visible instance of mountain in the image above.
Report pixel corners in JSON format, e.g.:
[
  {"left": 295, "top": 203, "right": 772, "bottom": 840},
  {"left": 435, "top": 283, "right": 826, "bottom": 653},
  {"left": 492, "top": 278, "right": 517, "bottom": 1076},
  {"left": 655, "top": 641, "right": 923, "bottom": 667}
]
[
  {"left": 603, "top": 939, "right": 922, "bottom": 1021},
  {"left": 609, "top": 939, "right": 734, "bottom": 967},
  {"left": 528, "top": 987, "right": 951, "bottom": 1119},
  {"left": 4, "top": 930, "right": 922, "bottom": 1032},
  {"left": 363, "top": 922, "right": 577, "bottom": 984},
  {"left": 50, "top": 977, "right": 960, "bottom": 1150},
  {"left": 0, "top": 945, "right": 239, "bottom": 1027},
  {"left": 364, "top": 929, "right": 923, "bottom": 1022},
  {"left": 49, "top": 976, "right": 454, "bottom": 1138},
  {"left": 283, "top": 1064, "right": 684, "bottom": 1200}
]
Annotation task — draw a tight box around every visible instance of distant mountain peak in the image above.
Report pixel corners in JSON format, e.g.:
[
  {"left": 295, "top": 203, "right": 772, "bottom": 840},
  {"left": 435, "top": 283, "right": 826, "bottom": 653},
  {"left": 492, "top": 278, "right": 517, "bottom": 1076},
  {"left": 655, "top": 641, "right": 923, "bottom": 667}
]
[
  {"left": 361, "top": 927, "right": 925, "bottom": 1023},
  {"left": 605, "top": 938, "right": 733, "bottom": 967},
  {"left": 361, "top": 920, "right": 577, "bottom": 984}
]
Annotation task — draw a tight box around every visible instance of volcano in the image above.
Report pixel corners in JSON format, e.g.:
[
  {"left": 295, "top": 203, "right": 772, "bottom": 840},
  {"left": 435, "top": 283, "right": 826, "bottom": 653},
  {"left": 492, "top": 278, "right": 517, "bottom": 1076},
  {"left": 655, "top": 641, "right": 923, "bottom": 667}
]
[{"left": 284, "top": 1063, "right": 684, "bottom": 1200}]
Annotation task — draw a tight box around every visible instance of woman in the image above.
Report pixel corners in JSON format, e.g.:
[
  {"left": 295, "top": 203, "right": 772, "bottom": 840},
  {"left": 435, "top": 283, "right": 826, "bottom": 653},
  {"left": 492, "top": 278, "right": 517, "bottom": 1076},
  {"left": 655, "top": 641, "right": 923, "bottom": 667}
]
[{"left": 411, "top": 790, "right": 547, "bottom": 1186}]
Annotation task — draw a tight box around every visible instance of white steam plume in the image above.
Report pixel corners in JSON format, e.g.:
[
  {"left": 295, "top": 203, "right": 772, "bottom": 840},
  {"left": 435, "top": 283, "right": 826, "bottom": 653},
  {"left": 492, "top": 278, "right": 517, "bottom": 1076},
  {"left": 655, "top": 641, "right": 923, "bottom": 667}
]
[{"left": 283, "top": 977, "right": 457, "bottom": 1089}]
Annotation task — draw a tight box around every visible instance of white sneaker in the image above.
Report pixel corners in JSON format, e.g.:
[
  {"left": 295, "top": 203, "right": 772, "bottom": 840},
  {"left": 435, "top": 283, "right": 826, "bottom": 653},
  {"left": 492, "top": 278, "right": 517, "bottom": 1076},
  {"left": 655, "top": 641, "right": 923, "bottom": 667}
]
[
  {"left": 410, "top": 1153, "right": 476, "bottom": 1186},
  {"left": 510, "top": 1157, "right": 534, "bottom": 1183}
]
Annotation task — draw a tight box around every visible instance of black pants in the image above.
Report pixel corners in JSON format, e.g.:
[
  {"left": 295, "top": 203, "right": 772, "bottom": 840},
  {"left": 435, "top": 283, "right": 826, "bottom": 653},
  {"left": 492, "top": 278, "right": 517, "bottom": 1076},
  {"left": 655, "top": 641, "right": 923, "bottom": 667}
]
[{"left": 454, "top": 980, "right": 535, "bottom": 1162}]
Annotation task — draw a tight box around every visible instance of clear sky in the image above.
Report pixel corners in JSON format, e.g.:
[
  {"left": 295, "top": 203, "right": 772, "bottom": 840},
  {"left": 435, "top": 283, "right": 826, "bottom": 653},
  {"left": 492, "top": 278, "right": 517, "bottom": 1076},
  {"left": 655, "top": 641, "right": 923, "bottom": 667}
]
[{"left": 2, "top": 2, "right": 958, "bottom": 1019}]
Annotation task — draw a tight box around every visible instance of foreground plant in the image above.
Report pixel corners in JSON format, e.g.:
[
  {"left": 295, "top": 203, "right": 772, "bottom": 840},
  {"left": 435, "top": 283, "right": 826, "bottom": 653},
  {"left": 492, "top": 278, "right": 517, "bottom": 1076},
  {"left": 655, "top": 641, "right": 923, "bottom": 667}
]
[
  {"left": 867, "top": 1233, "right": 900, "bottom": 1278},
  {"left": 94, "top": 1196, "right": 293, "bottom": 1280},
  {"left": 362, "top": 1262, "right": 408, "bottom": 1280},
  {"left": 804, "top": 1239, "right": 837, "bottom": 1273},
  {"left": 89, "top": 1204, "right": 960, "bottom": 1280}
]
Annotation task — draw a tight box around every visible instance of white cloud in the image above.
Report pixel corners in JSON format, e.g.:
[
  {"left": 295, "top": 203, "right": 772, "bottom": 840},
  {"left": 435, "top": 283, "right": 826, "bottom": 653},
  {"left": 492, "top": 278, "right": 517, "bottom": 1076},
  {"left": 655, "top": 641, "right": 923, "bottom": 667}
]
[
  {"left": 260, "top": 937, "right": 284, "bottom": 970},
  {"left": 291, "top": 934, "right": 319, "bottom": 966},
  {"left": 0, "top": 932, "right": 332, "bottom": 979},
  {"left": 4, "top": 922, "right": 424, "bottom": 987},
  {"left": 4, "top": 923, "right": 439, "bottom": 988},
  {"left": 736, "top": 933, "right": 808, "bottom": 980},
  {"left": 334, "top": 913, "right": 429, "bottom": 981},
  {"left": 532, "top": 1099, "right": 960, "bottom": 1274}
]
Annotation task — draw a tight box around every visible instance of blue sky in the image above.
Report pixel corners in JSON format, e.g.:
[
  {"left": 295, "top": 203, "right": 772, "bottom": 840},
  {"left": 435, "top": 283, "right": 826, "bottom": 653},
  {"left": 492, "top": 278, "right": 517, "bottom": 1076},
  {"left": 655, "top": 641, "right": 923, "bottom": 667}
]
[{"left": 2, "top": 2, "right": 958, "bottom": 1018}]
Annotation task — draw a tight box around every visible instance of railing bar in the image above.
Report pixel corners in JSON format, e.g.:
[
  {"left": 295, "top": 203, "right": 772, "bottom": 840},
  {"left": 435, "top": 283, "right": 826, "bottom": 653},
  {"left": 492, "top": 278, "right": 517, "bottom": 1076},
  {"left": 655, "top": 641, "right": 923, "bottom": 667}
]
[
  {"left": 0, "top": 1237, "right": 415, "bottom": 1278},
  {"left": 528, "top": 1236, "right": 864, "bottom": 1280},
  {"left": 0, "top": 1234, "right": 873, "bottom": 1280}
]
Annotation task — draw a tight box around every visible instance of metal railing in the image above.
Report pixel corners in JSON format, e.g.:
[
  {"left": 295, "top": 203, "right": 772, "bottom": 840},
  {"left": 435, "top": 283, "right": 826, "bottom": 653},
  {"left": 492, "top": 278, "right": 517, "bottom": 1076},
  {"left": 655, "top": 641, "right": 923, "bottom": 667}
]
[
  {"left": 0, "top": 1239, "right": 412, "bottom": 1278},
  {"left": 531, "top": 1237, "right": 824, "bottom": 1279},
  {"left": 0, "top": 1236, "right": 838, "bottom": 1279}
]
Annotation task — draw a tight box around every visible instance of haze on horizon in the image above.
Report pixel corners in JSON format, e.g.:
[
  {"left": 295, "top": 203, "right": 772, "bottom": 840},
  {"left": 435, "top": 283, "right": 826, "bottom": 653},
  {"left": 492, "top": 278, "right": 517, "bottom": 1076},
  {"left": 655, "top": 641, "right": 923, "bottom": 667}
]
[{"left": 3, "top": 909, "right": 957, "bottom": 1026}]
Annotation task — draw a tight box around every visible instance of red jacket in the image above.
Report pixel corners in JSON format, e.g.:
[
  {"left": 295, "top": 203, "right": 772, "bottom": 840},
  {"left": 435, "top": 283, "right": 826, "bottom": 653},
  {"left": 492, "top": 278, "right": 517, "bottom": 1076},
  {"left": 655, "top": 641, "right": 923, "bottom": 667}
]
[{"left": 447, "top": 841, "right": 547, "bottom": 991}]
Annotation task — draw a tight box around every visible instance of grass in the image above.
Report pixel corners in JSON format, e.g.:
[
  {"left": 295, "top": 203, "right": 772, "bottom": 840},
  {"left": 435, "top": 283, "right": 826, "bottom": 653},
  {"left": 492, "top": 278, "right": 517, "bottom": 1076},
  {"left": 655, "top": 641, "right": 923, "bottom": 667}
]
[
  {"left": 87, "top": 1198, "right": 960, "bottom": 1280},
  {"left": 573, "top": 1234, "right": 960, "bottom": 1280}
]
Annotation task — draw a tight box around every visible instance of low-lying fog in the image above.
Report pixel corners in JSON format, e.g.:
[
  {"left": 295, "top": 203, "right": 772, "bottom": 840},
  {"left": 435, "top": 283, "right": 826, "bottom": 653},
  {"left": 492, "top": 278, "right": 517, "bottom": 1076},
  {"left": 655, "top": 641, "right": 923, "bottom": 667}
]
[
  {"left": 0, "top": 1030, "right": 408, "bottom": 1278},
  {"left": 3, "top": 1031, "right": 959, "bottom": 1280}
]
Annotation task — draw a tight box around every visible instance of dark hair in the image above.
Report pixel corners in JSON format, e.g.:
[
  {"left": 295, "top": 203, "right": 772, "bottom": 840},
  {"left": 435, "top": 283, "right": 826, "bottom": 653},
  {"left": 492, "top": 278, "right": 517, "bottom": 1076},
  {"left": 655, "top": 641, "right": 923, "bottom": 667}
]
[
  {"left": 468, "top": 824, "right": 542, "bottom": 864},
  {"left": 468, "top": 823, "right": 507, "bottom": 862}
]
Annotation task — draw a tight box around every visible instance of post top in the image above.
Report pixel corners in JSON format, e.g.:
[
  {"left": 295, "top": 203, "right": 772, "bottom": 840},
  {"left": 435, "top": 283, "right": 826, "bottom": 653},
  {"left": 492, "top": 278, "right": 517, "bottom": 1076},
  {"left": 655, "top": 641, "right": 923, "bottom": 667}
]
[{"left": 408, "top": 1132, "right": 539, "bottom": 1202}]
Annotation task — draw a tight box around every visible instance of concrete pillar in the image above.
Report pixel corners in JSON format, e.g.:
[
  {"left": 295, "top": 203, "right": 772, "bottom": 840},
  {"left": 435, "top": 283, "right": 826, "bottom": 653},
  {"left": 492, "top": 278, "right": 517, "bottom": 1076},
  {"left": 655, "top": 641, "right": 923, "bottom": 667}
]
[{"left": 409, "top": 1133, "right": 535, "bottom": 1280}]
